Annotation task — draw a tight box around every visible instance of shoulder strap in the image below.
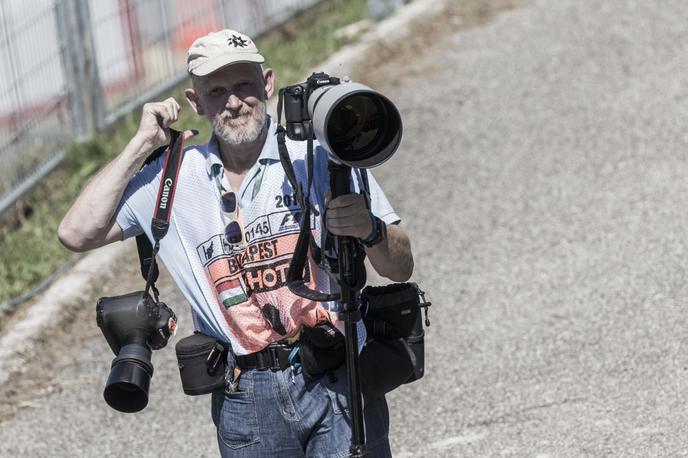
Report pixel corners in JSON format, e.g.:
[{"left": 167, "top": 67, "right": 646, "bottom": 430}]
[
  {"left": 134, "top": 129, "right": 192, "bottom": 299},
  {"left": 135, "top": 143, "right": 167, "bottom": 284},
  {"left": 275, "top": 123, "right": 324, "bottom": 262},
  {"left": 275, "top": 104, "right": 337, "bottom": 301}
]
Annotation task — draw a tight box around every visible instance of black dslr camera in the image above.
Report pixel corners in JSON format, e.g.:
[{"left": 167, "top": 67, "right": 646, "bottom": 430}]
[
  {"left": 282, "top": 71, "right": 341, "bottom": 141},
  {"left": 96, "top": 291, "right": 177, "bottom": 413}
]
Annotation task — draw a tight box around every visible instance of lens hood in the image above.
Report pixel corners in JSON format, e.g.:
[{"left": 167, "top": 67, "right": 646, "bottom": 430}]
[
  {"left": 103, "top": 344, "right": 154, "bottom": 413},
  {"left": 308, "top": 82, "right": 402, "bottom": 168}
]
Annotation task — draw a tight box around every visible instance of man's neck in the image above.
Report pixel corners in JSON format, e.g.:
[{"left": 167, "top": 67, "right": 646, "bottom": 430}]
[{"left": 217, "top": 126, "right": 268, "bottom": 174}]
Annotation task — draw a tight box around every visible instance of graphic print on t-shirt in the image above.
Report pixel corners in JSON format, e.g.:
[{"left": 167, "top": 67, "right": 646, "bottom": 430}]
[{"left": 197, "top": 208, "right": 334, "bottom": 353}]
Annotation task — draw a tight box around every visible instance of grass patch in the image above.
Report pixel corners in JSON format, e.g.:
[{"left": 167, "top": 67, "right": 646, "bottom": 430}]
[{"left": 0, "top": 0, "right": 368, "bottom": 304}]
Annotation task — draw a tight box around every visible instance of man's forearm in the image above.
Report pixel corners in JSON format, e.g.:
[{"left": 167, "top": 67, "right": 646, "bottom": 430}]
[
  {"left": 365, "top": 224, "right": 414, "bottom": 282},
  {"left": 58, "top": 134, "right": 154, "bottom": 251}
]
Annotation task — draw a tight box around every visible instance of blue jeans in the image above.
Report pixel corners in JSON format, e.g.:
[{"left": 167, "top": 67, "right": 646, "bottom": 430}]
[{"left": 211, "top": 364, "right": 392, "bottom": 457}]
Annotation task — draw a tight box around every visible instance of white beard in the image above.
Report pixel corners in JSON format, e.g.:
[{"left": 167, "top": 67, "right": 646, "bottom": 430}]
[{"left": 212, "top": 101, "right": 267, "bottom": 146}]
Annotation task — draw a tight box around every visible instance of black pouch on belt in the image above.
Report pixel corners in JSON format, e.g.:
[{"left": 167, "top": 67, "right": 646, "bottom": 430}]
[
  {"left": 175, "top": 332, "right": 228, "bottom": 395},
  {"left": 359, "top": 282, "right": 431, "bottom": 400},
  {"left": 299, "top": 321, "right": 346, "bottom": 377}
]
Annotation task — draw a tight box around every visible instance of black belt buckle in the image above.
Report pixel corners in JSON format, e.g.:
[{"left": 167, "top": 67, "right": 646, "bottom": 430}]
[
  {"left": 266, "top": 344, "right": 292, "bottom": 371},
  {"left": 268, "top": 346, "right": 281, "bottom": 371},
  {"left": 252, "top": 347, "right": 277, "bottom": 371}
]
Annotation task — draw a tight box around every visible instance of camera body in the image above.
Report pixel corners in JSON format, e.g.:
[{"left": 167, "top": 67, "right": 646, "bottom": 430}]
[
  {"left": 283, "top": 71, "right": 341, "bottom": 141},
  {"left": 96, "top": 290, "right": 176, "bottom": 412},
  {"left": 97, "top": 290, "right": 176, "bottom": 353}
]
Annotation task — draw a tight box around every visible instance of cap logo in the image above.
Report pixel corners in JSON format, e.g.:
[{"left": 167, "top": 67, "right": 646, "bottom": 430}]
[{"left": 228, "top": 35, "right": 248, "bottom": 48}]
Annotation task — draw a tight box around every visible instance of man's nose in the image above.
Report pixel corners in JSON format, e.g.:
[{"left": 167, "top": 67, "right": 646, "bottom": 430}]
[{"left": 225, "top": 94, "right": 243, "bottom": 111}]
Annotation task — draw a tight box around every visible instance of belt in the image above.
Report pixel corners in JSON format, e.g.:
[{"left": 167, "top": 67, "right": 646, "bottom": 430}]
[{"left": 236, "top": 342, "right": 298, "bottom": 371}]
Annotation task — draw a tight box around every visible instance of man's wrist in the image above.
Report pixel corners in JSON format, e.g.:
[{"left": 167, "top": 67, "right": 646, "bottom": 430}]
[
  {"left": 131, "top": 133, "right": 157, "bottom": 153},
  {"left": 122, "top": 135, "right": 163, "bottom": 169},
  {"left": 359, "top": 214, "right": 387, "bottom": 247}
]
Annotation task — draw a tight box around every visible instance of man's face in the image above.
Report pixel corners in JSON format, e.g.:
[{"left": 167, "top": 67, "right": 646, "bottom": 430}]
[{"left": 189, "top": 63, "right": 272, "bottom": 146}]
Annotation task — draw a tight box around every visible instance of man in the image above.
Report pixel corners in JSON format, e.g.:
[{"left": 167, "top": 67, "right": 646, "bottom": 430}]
[{"left": 58, "top": 29, "right": 413, "bottom": 457}]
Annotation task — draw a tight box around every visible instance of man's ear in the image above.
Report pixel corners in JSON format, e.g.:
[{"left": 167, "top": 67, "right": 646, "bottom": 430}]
[
  {"left": 184, "top": 88, "right": 204, "bottom": 115},
  {"left": 263, "top": 68, "right": 275, "bottom": 99}
]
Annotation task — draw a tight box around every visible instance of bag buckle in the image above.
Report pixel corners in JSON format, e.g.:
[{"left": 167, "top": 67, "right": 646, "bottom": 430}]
[
  {"left": 206, "top": 342, "right": 225, "bottom": 375},
  {"left": 415, "top": 284, "right": 432, "bottom": 327}
]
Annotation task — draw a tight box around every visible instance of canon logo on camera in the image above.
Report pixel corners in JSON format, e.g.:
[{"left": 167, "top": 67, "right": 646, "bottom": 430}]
[{"left": 159, "top": 178, "right": 173, "bottom": 209}]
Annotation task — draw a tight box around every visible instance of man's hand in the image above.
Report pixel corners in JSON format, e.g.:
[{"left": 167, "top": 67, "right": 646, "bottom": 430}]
[
  {"left": 324, "top": 191, "right": 413, "bottom": 282},
  {"left": 325, "top": 192, "right": 374, "bottom": 240},
  {"left": 135, "top": 97, "right": 182, "bottom": 151}
]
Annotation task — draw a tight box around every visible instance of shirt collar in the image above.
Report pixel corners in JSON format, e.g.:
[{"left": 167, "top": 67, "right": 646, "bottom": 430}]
[{"left": 205, "top": 115, "right": 280, "bottom": 177}]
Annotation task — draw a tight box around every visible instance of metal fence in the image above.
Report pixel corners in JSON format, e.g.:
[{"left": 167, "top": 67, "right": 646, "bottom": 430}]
[{"left": 0, "top": 0, "right": 322, "bottom": 216}]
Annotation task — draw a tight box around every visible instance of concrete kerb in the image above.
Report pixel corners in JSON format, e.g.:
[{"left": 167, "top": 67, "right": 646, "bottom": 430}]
[{"left": 0, "top": 0, "right": 448, "bottom": 387}]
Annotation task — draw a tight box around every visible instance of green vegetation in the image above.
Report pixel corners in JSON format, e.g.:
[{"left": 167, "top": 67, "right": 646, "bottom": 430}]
[{"left": 0, "top": 0, "right": 368, "bottom": 304}]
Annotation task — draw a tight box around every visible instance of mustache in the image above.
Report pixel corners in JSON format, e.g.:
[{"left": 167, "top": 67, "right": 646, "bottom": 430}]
[
  {"left": 217, "top": 110, "right": 253, "bottom": 121},
  {"left": 217, "top": 101, "right": 265, "bottom": 122}
]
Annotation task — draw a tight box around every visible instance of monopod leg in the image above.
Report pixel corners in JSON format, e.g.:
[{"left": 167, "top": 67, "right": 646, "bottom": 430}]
[
  {"left": 330, "top": 161, "right": 368, "bottom": 457},
  {"left": 343, "top": 301, "right": 367, "bottom": 457}
]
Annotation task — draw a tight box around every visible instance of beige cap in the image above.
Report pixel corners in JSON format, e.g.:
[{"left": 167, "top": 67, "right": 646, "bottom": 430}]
[{"left": 187, "top": 29, "right": 264, "bottom": 76}]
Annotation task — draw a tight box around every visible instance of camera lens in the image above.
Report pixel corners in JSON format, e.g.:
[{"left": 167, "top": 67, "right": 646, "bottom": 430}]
[{"left": 103, "top": 344, "right": 154, "bottom": 413}]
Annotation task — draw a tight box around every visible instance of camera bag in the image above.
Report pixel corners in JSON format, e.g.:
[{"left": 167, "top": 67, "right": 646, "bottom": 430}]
[
  {"left": 175, "top": 332, "right": 228, "bottom": 395},
  {"left": 299, "top": 321, "right": 346, "bottom": 377},
  {"left": 359, "top": 282, "right": 431, "bottom": 399}
]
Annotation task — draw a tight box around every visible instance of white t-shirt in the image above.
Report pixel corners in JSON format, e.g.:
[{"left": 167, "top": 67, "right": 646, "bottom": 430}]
[{"left": 115, "top": 119, "right": 399, "bottom": 355}]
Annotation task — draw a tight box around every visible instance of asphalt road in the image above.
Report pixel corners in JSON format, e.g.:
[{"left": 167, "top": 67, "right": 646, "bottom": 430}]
[{"left": 4, "top": 0, "right": 688, "bottom": 456}]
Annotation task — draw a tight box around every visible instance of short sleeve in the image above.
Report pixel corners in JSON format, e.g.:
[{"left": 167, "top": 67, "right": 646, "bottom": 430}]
[
  {"left": 115, "top": 199, "right": 143, "bottom": 240},
  {"left": 361, "top": 170, "right": 401, "bottom": 225},
  {"left": 114, "top": 157, "right": 163, "bottom": 240},
  {"left": 311, "top": 145, "right": 401, "bottom": 225}
]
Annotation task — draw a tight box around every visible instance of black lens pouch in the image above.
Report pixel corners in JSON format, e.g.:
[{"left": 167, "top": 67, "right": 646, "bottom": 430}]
[
  {"left": 175, "top": 332, "right": 228, "bottom": 395},
  {"left": 359, "top": 282, "right": 429, "bottom": 399},
  {"left": 362, "top": 283, "right": 421, "bottom": 338}
]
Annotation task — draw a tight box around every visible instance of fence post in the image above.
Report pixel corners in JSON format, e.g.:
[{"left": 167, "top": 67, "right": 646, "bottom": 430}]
[
  {"left": 0, "top": 2, "right": 26, "bottom": 135},
  {"left": 77, "top": 0, "right": 106, "bottom": 134},
  {"left": 55, "top": 0, "right": 83, "bottom": 137},
  {"left": 55, "top": 0, "right": 104, "bottom": 139}
]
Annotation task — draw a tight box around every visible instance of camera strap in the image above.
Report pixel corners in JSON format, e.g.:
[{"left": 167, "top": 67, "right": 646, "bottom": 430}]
[
  {"left": 136, "top": 128, "right": 193, "bottom": 301},
  {"left": 275, "top": 125, "right": 335, "bottom": 302},
  {"left": 275, "top": 92, "right": 336, "bottom": 301}
]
